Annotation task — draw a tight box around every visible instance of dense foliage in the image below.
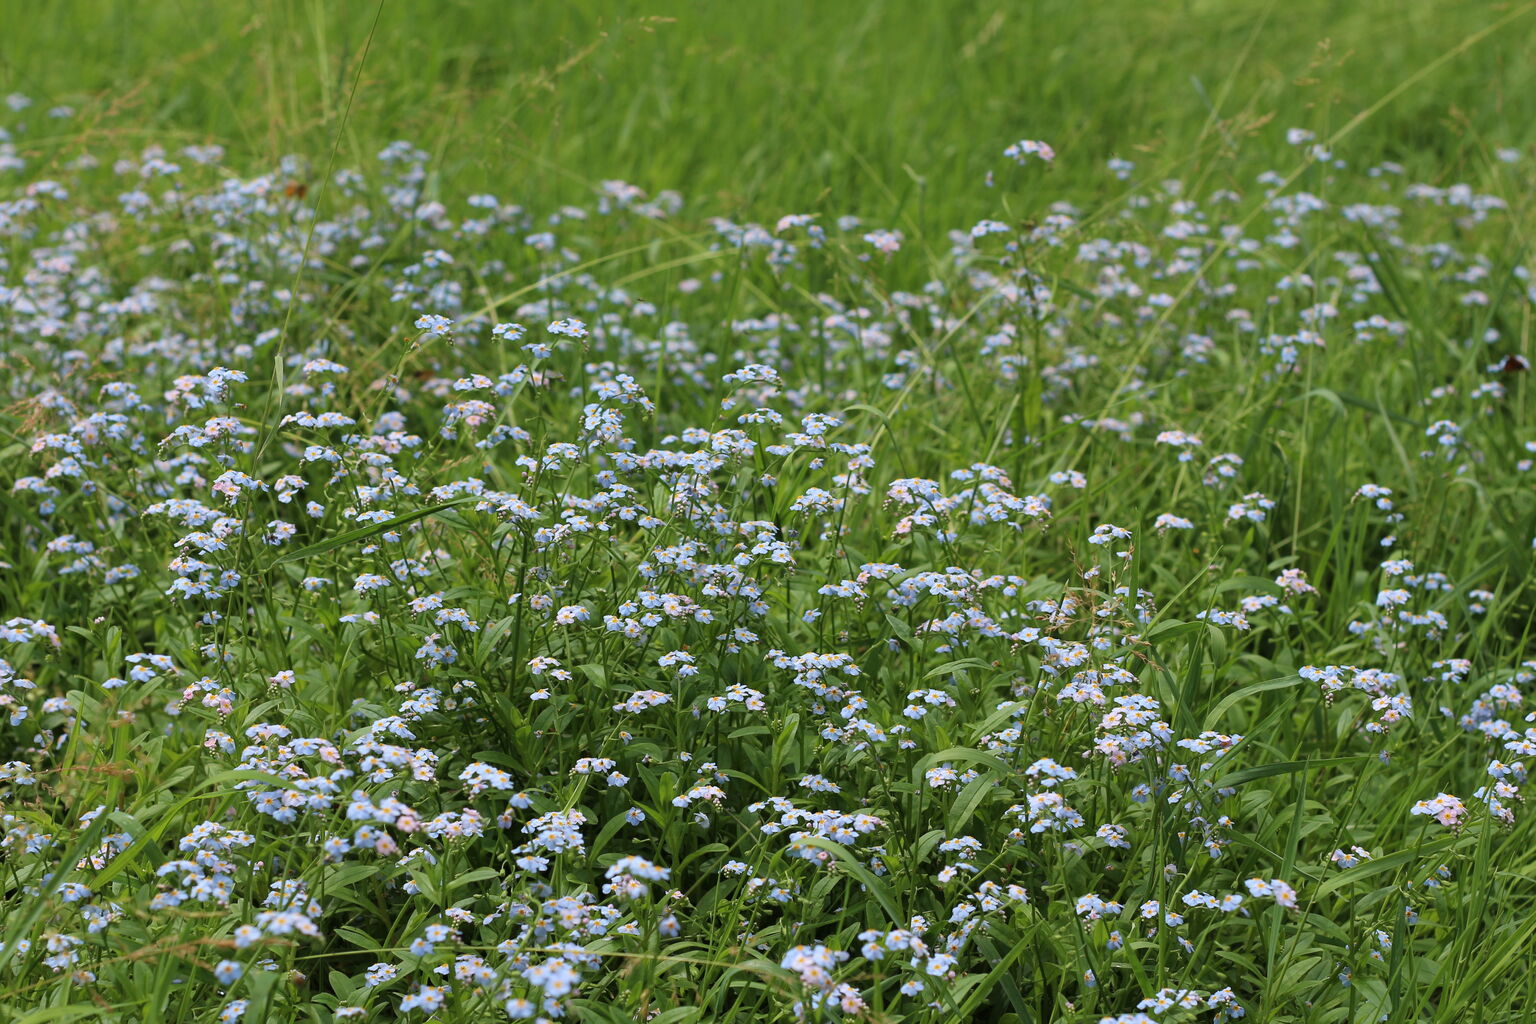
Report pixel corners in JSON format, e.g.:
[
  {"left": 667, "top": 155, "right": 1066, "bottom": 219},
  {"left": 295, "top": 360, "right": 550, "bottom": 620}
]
[{"left": 3, "top": 15, "right": 1536, "bottom": 1021}]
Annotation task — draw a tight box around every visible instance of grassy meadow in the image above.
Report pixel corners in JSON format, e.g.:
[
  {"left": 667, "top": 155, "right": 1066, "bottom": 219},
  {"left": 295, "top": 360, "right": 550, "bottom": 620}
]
[{"left": 2, "top": 2, "right": 1536, "bottom": 1022}]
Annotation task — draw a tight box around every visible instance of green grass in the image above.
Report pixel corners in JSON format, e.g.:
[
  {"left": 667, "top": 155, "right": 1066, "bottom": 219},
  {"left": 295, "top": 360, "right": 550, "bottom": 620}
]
[
  {"left": 6, "top": 0, "right": 1536, "bottom": 215},
  {"left": 1, "top": 2, "right": 1536, "bottom": 1023}
]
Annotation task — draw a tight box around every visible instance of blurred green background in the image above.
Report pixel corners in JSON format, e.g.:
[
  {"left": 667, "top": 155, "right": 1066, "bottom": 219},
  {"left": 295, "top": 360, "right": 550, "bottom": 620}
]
[{"left": 3, "top": 0, "right": 1533, "bottom": 219}]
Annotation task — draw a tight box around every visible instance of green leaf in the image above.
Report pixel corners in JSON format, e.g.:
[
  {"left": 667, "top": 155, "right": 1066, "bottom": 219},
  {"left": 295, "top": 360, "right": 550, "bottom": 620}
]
[
  {"left": 1315, "top": 835, "right": 1466, "bottom": 899},
  {"left": 922, "top": 657, "right": 994, "bottom": 682},
  {"left": 13, "top": 1007, "right": 112, "bottom": 1024},
  {"left": 884, "top": 612, "right": 915, "bottom": 646},
  {"left": 269, "top": 496, "right": 478, "bottom": 567},
  {"left": 1214, "top": 755, "right": 1364, "bottom": 789},
  {"left": 335, "top": 926, "right": 383, "bottom": 953},
  {"left": 1146, "top": 618, "right": 1203, "bottom": 642},
  {"left": 948, "top": 770, "right": 1003, "bottom": 835},
  {"left": 915, "top": 746, "right": 1014, "bottom": 783},
  {"left": 794, "top": 836, "right": 902, "bottom": 924},
  {"left": 448, "top": 867, "right": 501, "bottom": 892},
  {"left": 1202, "top": 673, "right": 1306, "bottom": 730},
  {"left": 959, "top": 926, "right": 1039, "bottom": 1019}
]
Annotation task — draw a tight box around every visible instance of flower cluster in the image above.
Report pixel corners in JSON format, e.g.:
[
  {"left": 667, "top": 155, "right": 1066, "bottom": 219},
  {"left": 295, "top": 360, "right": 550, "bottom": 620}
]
[{"left": 0, "top": 102, "right": 1529, "bottom": 1024}]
